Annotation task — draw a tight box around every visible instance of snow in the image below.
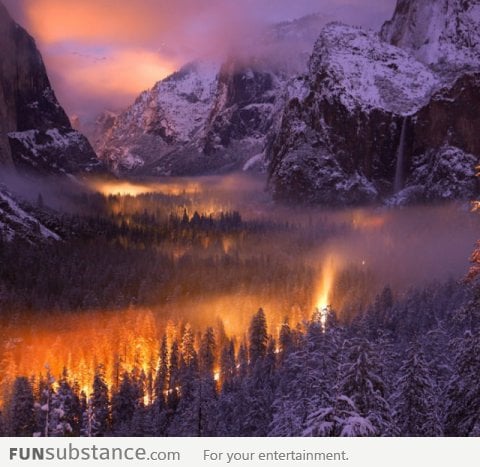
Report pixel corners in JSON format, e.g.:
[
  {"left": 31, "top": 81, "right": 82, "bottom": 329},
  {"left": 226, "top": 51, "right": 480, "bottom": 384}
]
[
  {"left": 381, "top": 0, "right": 480, "bottom": 73},
  {"left": 9, "top": 128, "right": 83, "bottom": 156},
  {"left": 310, "top": 23, "right": 440, "bottom": 115},
  {"left": 96, "top": 61, "right": 220, "bottom": 172},
  {"left": 0, "top": 186, "right": 60, "bottom": 241},
  {"left": 242, "top": 153, "right": 264, "bottom": 171},
  {"left": 387, "top": 145, "right": 478, "bottom": 205}
]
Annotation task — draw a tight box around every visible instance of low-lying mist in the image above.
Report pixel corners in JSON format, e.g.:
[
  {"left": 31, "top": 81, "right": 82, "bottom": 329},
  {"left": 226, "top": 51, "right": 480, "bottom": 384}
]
[
  {"left": 1, "top": 171, "right": 478, "bottom": 398},
  {"left": 87, "top": 173, "right": 479, "bottom": 296}
]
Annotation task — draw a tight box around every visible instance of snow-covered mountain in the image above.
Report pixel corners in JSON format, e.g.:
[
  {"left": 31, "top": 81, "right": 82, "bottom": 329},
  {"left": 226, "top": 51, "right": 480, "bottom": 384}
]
[
  {"left": 381, "top": 0, "right": 480, "bottom": 73},
  {"left": 267, "top": 1, "right": 480, "bottom": 205},
  {"left": 94, "top": 2, "right": 480, "bottom": 205},
  {"left": 95, "top": 61, "right": 219, "bottom": 174},
  {"left": 94, "top": 15, "right": 328, "bottom": 176},
  {"left": 0, "top": 1, "right": 104, "bottom": 176},
  {"left": 268, "top": 23, "right": 441, "bottom": 205}
]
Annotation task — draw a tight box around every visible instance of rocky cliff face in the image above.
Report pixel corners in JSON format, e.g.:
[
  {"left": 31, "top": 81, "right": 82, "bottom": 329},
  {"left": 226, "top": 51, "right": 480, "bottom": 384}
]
[
  {"left": 381, "top": 0, "right": 480, "bottom": 72},
  {"left": 95, "top": 61, "right": 219, "bottom": 175},
  {"left": 268, "top": 23, "right": 441, "bottom": 205},
  {"left": 95, "top": 15, "right": 327, "bottom": 176},
  {"left": 268, "top": 2, "right": 480, "bottom": 206},
  {"left": 95, "top": 60, "right": 289, "bottom": 176},
  {"left": 0, "top": 2, "right": 103, "bottom": 176}
]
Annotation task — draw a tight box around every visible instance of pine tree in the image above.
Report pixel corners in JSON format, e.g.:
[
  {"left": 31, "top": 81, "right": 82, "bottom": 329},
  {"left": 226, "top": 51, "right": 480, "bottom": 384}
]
[
  {"left": 270, "top": 317, "right": 337, "bottom": 436},
  {"left": 304, "top": 395, "right": 375, "bottom": 437},
  {"left": 249, "top": 308, "right": 268, "bottom": 366},
  {"left": 445, "top": 331, "right": 480, "bottom": 436},
  {"left": 181, "top": 324, "right": 196, "bottom": 366},
  {"left": 339, "top": 338, "right": 393, "bottom": 436},
  {"left": 168, "top": 335, "right": 202, "bottom": 436},
  {"left": 90, "top": 366, "right": 110, "bottom": 436},
  {"left": 112, "top": 372, "right": 139, "bottom": 434},
  {"left": 167, "top": 341, "right": 180, "bottom": 414},
  {"left": 48, "top": 369, "right": 81, "bottom": 437},
  {"left": 37, "top": 368, "right": 55, "bottom": 437},
  {"left": 244, "top": 337, "right": 277, "bottom": 436},
  {"left": 199, "top": 327, "right": 216, "bottom": 375},
  {"left": 152, "top": 335, "right": 169, "bottom": 435},
  {"left": 392, "top": 343, "right": 442, "bottom": 436},
  {"left": 219, "top": 339, "right": 236, "bottom": 392},
  {"left": 8, "top": 377, "right": 36, "bottom": 436},
  {"left": 196, "top": 327, "right": 218, "bottom": 436}
]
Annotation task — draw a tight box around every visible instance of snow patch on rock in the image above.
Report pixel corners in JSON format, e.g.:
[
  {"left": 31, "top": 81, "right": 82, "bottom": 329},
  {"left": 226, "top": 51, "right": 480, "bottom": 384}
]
[
  {"left": 311, "top": 23, "right": 439, "bottom": 115},
  {"left": 0, "top": 186, "right": 60, "bottom": 241},
  {"left": 381, "top": 0, "right": 480, "bottom": 73}
]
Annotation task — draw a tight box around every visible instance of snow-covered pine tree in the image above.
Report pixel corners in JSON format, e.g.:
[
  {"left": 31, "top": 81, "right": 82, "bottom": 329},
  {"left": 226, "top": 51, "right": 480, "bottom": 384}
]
[
  {"left": 37, "top": 367, "right": 55, "bottom": 437},
  {"left": 303, "top": 395, "right": 375, "bottom": 437},
  {"left": 338, "top": 338, "right": 393, "bottom": 436},
  {"left": 48, "top": 369, "right": 81, "bottom": 437},
  {"left": 243, "top": 337, "right": 277, "bottom": 436},
  {"left": 111, "top": 372, "right": 139, "bottom": 434},
  {"left": 445, "top": 330, "right": 480, "bottom": 436},
  {"left": 392, "top": 342, "right": 443, "bottom": 436},
  {"left": 167, "top": 343, "right": 199, "bottom": 436},
  {"left": 270, "top": 313, "right": 338, "bottom": 436},
  {"left": 167, "top": 340, "right": 180, "bottom": 414},
  {"left": 152, "top": 335, "right": 169, "bottom": 435}
]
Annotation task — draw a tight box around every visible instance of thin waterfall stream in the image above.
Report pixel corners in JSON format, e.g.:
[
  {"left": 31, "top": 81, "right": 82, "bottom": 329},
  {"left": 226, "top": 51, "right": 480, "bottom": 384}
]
[{"left": 394, "top": 117, "right": 408, "bottom": 193}]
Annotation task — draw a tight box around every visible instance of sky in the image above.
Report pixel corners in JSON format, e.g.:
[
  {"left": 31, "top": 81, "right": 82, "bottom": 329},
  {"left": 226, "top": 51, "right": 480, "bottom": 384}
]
[{"left": 3, "top": 0, "right": 397, "bottom": 121}]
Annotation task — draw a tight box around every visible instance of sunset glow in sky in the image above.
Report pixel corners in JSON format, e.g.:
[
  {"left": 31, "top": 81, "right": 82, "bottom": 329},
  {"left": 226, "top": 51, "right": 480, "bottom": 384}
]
[{"left": 4, "top": 0, "right": 395, "bottom": 120}]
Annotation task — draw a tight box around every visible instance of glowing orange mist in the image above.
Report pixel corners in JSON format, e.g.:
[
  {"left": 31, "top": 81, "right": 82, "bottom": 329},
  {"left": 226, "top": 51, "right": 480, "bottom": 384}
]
[
  {"left": 0, "top": 298, "right": 293, "bottom": 406},
  {"left": 314, "top": 255, "right": 340, "bottom": 324},
  {"left": 0, "top": 309, "right": 160, "bottom": 405},
  {"left": 88, "top": 179, "right": 202, "bottom": 197}
]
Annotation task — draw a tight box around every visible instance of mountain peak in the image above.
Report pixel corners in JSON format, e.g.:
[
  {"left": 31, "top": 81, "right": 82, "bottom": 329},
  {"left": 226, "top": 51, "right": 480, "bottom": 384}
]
[
  {"left": 381, "top": 0, "right": 480, "bottom": 72},
  {"left": 0, "top": 1, "right": 104, "bottom": 175},
  {"left": 310, "top": 22, "right": 438, "bottom": 115}
]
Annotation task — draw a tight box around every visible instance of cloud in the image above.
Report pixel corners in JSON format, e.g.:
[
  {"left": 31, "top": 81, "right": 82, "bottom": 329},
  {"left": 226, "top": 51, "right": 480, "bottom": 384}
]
[
  {"left": 2, "top": 0, "right": 397, "bottom": 120},
  {"left": 44, "top": 46, "right": 177, "bottom": 116}
]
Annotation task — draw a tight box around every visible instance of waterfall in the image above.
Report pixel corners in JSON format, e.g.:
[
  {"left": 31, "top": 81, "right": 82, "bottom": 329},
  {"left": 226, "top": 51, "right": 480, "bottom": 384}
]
[{"left": 394, "top": 117, "right": 408, "bottom": 193}]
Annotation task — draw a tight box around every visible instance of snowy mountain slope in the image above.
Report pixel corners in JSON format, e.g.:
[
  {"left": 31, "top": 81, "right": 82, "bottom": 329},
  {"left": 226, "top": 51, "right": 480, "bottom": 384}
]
[
  {"left": 0, "top": 1, "right": 104, "bottom": 176},
  {"left": 268, "top": 23, "right": 441, "bottom": 205},
  {"left": 96, "top": 61, "right": 219, "bottom": 174},
  {"left": 95, "top": 15, "right": 328, "bottom": 176},
  {"left": 0, "top": 185, "right": 60, "bottom": 242},
  {"left": 381, "top": 0, "right": 480, "bottom": 73},
  {"left": 96, "top": 59, "right": 290, "bottom": 176},
  {"left": 8, "top": 128, "right": 103, "bottom": 175}
]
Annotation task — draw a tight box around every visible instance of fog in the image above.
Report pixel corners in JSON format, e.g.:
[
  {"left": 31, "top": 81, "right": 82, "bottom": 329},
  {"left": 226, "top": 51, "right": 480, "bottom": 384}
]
[
  {"left": 85, "top": 173, "right": 479, "bottom": 316},
  {"left": 1, "top": 172, "right": 477, "bottom": 398},
  {"left": 3, "top": 171, "right": 477, "bottom": 310}
]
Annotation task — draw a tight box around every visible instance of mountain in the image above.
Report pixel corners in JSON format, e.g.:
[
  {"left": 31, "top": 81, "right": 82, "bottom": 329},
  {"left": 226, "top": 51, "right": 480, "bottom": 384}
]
[
  {"left": 268, "top": 23, "right": 440, "bottom": 205},
  {"left": 94, "top": 14, "right": 328, "bottom": 176},
  {"left": 0, "top": 2, "right": 103, "bottom": 176},
  {"left": 95, "top": 61, "right": 220, "bottom": 175},
  {"left": 267, "top": 2, "right": 480, "bottom": 205},
  {"left": 381, "top": 0, "right": 480, "bottom": 73},
  {"left": 94, "top": 3, "right": 480, "bottom": 206}
]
